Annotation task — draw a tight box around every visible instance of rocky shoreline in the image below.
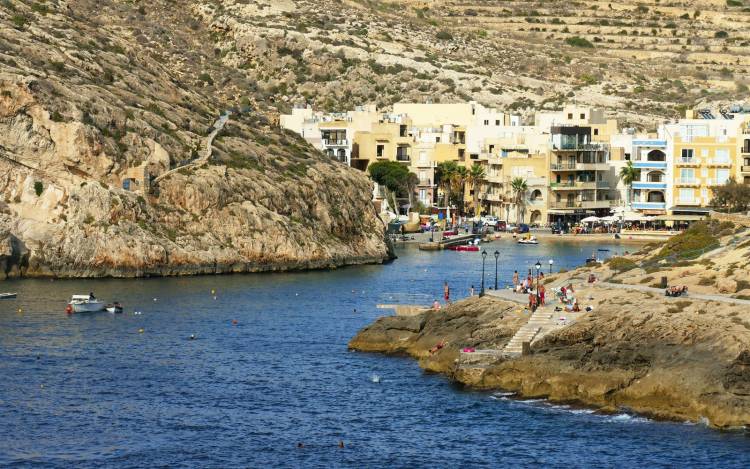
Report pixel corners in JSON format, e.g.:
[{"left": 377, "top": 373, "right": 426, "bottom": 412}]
[{"left": 350, "top": 288, "right": 750, "bottom": 429}]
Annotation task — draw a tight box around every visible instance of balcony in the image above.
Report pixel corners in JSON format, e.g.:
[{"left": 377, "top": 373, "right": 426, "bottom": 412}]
[
  {"left": 632, "top": 181, "right": 667, "bottom": 190},
  {"left": 550, "top": 181, "right": 609, "bottom": 190},
  {"left": 552, "top": 143, "right": 608, "bottom": 151},
  {"left": 549, "top": 200, "right": 618, "bottom": 209},
  {"left": 633, "top": 201, "right": 667, "bottom": 210},
  {"left": 486, "top": 174, "right": 504, "bottom": 184},
  {"left": 483, "top": 193, "right": 503, "bottom": 202},
  {"left": 323, "top": 139, "right": 348, "bottom": 147},
  {"left": 706, "top": 179, "right": 727, "bottom": 187},
  {"left": 742, "top": 165, "right": 750, "bottom": 174},
  {"left": 418, "top": 179, "right": 433, "bottom": 187},
  {"left": 415, "top": 160, "right": 435, "bottom": 168},
  {"left": 633, "top": 160, "right": 667, "bottom": 169},
  {"left": 707, "top": 159, "right": 732, "bottom": 167},
  {"left": 550, "top": 162, "right": 609, "bottom": 171},
  {"left": 675, "top": 178, "right": 700, "bottom": 186},
  {"left": 396, "top": 155, "right": 411, "bottom": 163},
  {"left": 677, "top": 198, "right": 701, "bottom": 206},
  {"left": 676, "top": 158, "right": 699, "bottom": 166}
]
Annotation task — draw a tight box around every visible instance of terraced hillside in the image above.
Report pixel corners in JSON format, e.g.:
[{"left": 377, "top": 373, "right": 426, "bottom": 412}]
[{"left": 196, "top": 0, "right": 750, "bottom": 128}]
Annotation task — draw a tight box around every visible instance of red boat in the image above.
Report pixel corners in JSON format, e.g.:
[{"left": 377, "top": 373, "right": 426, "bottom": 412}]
[{"left": 449, "top": 245, "right": 480, "bottom": 252}]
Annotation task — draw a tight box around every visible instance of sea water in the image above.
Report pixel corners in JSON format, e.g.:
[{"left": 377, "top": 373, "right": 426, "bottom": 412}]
[{"left": 1, "top": 239, "right": 748, "bottom": 467}]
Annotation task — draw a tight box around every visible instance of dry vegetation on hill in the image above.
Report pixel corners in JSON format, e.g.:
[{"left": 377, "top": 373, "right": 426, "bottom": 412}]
[{"left": 196, "top": 0, "right": 750, "bottom": 128}]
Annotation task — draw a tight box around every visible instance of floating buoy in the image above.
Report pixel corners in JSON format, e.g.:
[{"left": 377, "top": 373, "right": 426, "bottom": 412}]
[
  {"left": 65, "top": 305, "right": 72, "bottom": 315},
  {"left": 18, "top": 308, "right": 23, "bottom": 314},
  {"left": 189, "top": 334, "right": 196, "bottom": 340},
  {"left": 338, "top": 440, "right": 345, "bottom": 449},
  {"left": 232, "top": 319, "right": 238, "bottom": 325},
  {"left": 138, "top": 328, "right": 144, "bottom": 333},
  {"left": 153, "top": 298, "right": 157, "bottom": 302},
  {"left": 211, "top": 289, "right": 216, "bottom": 295}
]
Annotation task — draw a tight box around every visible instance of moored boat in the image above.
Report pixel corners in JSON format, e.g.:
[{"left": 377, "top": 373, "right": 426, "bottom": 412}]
[
  {"left": 517, "top": 236, "right": 539, "bottom": 245},
  {"left": 69, "top": 294, "right": 106, "bottom": 313},
  {"left": 0, "top": 292, "right": 17, "bottom": 299},
  {"left": 106, "top": 302, "right": 124, "bottom": 314},
  {"left": 449, "top": 244, "right": 480, "bottom": 252}
]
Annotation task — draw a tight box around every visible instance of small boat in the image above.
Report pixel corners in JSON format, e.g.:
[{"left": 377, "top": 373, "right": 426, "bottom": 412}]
[
  {"left": 517, "top": 236, "right": 539, "bottom": 245},
  {"left": 69, "top": 294, "right": 106, "bottom": 313},
  {"left": 0, "top": 292, "right": 17, "bottom": 299},
  {"left": 449, "top": 244, "right": 480, "bottom": 252},
  {"left": 106, "top": 302, "right": 124, "bottom": 314}
]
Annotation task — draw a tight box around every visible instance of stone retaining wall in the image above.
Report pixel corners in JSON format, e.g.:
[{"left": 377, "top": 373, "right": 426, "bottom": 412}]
[{"left": 710, "top": 210, "right": 750, "bottom": 227}]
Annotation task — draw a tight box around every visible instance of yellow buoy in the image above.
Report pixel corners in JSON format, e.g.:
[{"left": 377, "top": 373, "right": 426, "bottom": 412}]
[
  {"left": 138, "top": 328, "right": 145, "bottom": 334},
  {"left": 211, "top": 289, "right": 216, "bottom": 295}
]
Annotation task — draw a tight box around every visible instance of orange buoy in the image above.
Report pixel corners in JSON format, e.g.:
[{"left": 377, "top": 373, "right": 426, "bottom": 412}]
[
  {"left": 232, "top": 319, "right": 239, "bottom": 325},
  {"left": 65, "top": 304, "right": 73, "bottom": 314}
]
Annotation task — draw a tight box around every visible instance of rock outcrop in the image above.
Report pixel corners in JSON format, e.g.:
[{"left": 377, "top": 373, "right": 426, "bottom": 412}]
[
  {"left": 351, "top": 224, "right": 750, "bottom": 428},
  {"left": 0, "top": 1, "right": 389, "bottom": 279}
]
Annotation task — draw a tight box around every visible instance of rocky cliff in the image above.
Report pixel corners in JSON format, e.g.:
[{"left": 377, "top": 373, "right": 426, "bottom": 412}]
[{"left": 0, "top": 1, "right": 389, "bottom": 279}]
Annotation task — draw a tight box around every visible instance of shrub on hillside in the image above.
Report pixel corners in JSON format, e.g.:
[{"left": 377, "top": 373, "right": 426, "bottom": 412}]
[
  {"left": 606, "top": 257, "right": 637, "bottom": 272},
  {"left": 655, "top": 220, "right": 732, "bottom": 259},
  {"left": 436, "top": 30, "right": 453, "bottom": 41},
  {"left": 565, "top": 36, "right": 594, "bottom": 48}
]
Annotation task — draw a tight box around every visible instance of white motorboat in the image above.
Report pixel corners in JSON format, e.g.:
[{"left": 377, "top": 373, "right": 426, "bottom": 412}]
[
  {"left": 69, "top": 295, "right": 106, "bottom": 313},
  {"left": 106, "top": 302, "right": 124, "bottom": 314},
  {"left": 0, "top": 292, "right": 17, "bottom": 299},
  {"left": 517, "top": 236, "right": 539, "bottom": 245}
]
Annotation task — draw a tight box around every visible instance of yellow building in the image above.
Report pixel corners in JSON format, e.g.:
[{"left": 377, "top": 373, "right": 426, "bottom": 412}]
[
  {"left": 738, "top": 118, "right": 750, "bottom": 185},
  {"left": 663, "top": 115, "right": 743, "bottom": 217}
]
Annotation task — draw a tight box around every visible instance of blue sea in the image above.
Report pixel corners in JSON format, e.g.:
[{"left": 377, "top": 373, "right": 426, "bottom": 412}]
[{"left": 1, "top": 239, "right": 748, "bottom": 467}]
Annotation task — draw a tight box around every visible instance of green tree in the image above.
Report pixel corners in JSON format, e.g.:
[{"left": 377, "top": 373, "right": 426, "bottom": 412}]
[
  {"left": 368, "top": 161, "right": 411, "bottom": 213},
  {"left": 619, "top": 160, "right": 640, "bottom": 207},
  {"left": 467, "top": 163, "right": 486, "bottom": 218},
  {"left": 710, "top": 178, "right": 750, "bottom": 213},
  {"left": 510, "top": 177, "right": 528, "bottom": 224}
]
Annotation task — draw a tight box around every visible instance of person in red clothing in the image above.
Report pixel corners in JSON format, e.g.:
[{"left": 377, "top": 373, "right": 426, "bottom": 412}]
[
  {"left": 443, "top": 281, "right": 451, "bottom": 304},
  {"left": 539, "top": 284, "right": 546, "bottom": 306}
]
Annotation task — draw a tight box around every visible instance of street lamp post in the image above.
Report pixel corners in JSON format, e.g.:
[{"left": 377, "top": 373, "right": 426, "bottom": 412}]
[
  {"left": 494, "top": 251, "right": 500, "bottom": 290},
  {"left": 548, "top": 259, "right": 554, "bottom": 274},
  {"left": 535, "top": 260, "right": 542, "bottom": 304},
  {"left": 480, "top": 251, "right": 488, "bottom": 296}
]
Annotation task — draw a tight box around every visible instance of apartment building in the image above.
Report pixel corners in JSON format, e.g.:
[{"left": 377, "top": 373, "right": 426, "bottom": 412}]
[
  {"left": 738, "top": 118, "right": 750, "bottom": 185},
  {"left": 662, "top": 113, "right": 743, "bottom": 217}
]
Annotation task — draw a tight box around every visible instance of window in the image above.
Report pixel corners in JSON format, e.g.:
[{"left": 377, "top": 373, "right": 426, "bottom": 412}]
[
  {"left": 484, "top": 120, "right": 489, "bottom": 126},
  {"left": 715, "top": 149, "right": 730, "bottom": 163},
  {"left": 701, "top": 188, "right": 708, "bottom": 201},
  {"left": 399, "top": 125, "right": 407, "bottom": 137},
  {"left": 580, "top": 113, "right": 586, "bottom": 119},
  {"left": 593, "top": 129, "right": 599, "bottom": 136},
  {"left": 488, "top": 145, "right": 495, "bottom": 153},
  {"left": 376, "top": 145, "right": 384, "bottom": 157},
  {"left": 419, "top": 151, "right": 428, "bottom": 163},
  {"left": 717, "top": 169, "right": 730, "bottom": 184},
  {"left": 567, "top": 113, "right": 573, "bottom": 119},
  {"left": 495, "top": 119, "right": 501, "bottom": 126},
  {"left": 458, "top": 149, "right": 465, "bottom": 159},
  {"left": 435, "top": 137, "right": 441, "bottom": 143},
  {"left": 680, "top": 168, "right": 694, "bottom": 181},
  {"left": 701, "top": 149, "right": 709, "bottom": 157},
  {"left": 679, "top": 188, "right": 694, "bottom": 202},
  {"left": 701, "top": 167, "right": 707, "bottom": 178},
  {"left": 681, "top": 149, "right": 694, "bottom": 161},
  {"left": 419, "top": 189, "right": 428, "bottom": 202}
]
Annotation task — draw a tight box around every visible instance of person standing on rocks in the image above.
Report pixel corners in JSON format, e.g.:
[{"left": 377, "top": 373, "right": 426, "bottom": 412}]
[
  {"left": 443, "top": 281, "right": 451, "bottom": 304},
  {"left": 512, "top": 270, "right": 519, "bottom": 290}
]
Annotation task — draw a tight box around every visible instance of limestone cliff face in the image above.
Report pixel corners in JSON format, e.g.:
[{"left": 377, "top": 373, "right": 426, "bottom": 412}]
[{"left": 0, "top": 2, "right": 389, "bottom": 279}]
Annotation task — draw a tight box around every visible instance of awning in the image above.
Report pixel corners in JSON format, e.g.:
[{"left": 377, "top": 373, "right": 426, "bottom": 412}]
[
  {"left": 581, "top": 216, "right": 600, "bottom": 223},
  {"left": 669, "top": 206, "right": 711, "bottom": 213},
  {"left": 653, "top": 215, "right": 706, "bottom": 221}
]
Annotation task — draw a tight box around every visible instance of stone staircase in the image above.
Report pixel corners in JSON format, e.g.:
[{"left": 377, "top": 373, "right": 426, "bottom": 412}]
[{"left": 502, "top": 307, "right": 564, "bottom": 357}]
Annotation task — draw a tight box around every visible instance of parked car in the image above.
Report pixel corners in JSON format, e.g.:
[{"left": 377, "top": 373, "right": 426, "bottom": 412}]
[
  {"left": 495, "top": 220, "right": 507, "bottom": 232},
  {"left": 517, "top": 224, "right": 530, "bottom": 234},
  {"left": 481, "top": 215, "right": 498, "bottom": 225}
]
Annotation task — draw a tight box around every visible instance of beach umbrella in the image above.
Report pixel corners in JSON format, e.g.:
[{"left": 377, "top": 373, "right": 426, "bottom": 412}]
[{"left": 581, "top": 216, "right": 600, "bottom": 223}]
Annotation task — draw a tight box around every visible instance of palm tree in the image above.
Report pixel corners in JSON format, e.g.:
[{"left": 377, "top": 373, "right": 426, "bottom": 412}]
[
  {"left": 436, "top": 161, "right": 458, "bottom": 219},
  {"left": 405, "top": 172, "right": 419, "bottom": 211},
  {"left": 452, "top": 165, "right": 469, "bottom": 216},
  {"left": 467, "top": 163, "right": 486, "bottom": 218},
  {"left": 619, "top": 160, "right": 640, "bottom": 207},
  {"left": 510, "top": 177, "right": 528, "bottom": 224}
]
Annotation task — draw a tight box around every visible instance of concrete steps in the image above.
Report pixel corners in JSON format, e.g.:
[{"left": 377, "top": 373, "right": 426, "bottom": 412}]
[{"left": 503, "top": 308, "right": 563, "bottom": 357}]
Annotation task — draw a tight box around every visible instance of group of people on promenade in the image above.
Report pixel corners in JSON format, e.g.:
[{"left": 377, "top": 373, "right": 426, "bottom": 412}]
[{"left": 512, "top": 270, "right": 546, "bottom": 312}]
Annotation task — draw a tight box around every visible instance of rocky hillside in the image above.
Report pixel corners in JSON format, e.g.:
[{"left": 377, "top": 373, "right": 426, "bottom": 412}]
[
  {"left": 195, "top": 0, "right": 750, "bottom": 128},
  {"left": 0, "top": 0, "right": 389, "bottom": 279}
]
